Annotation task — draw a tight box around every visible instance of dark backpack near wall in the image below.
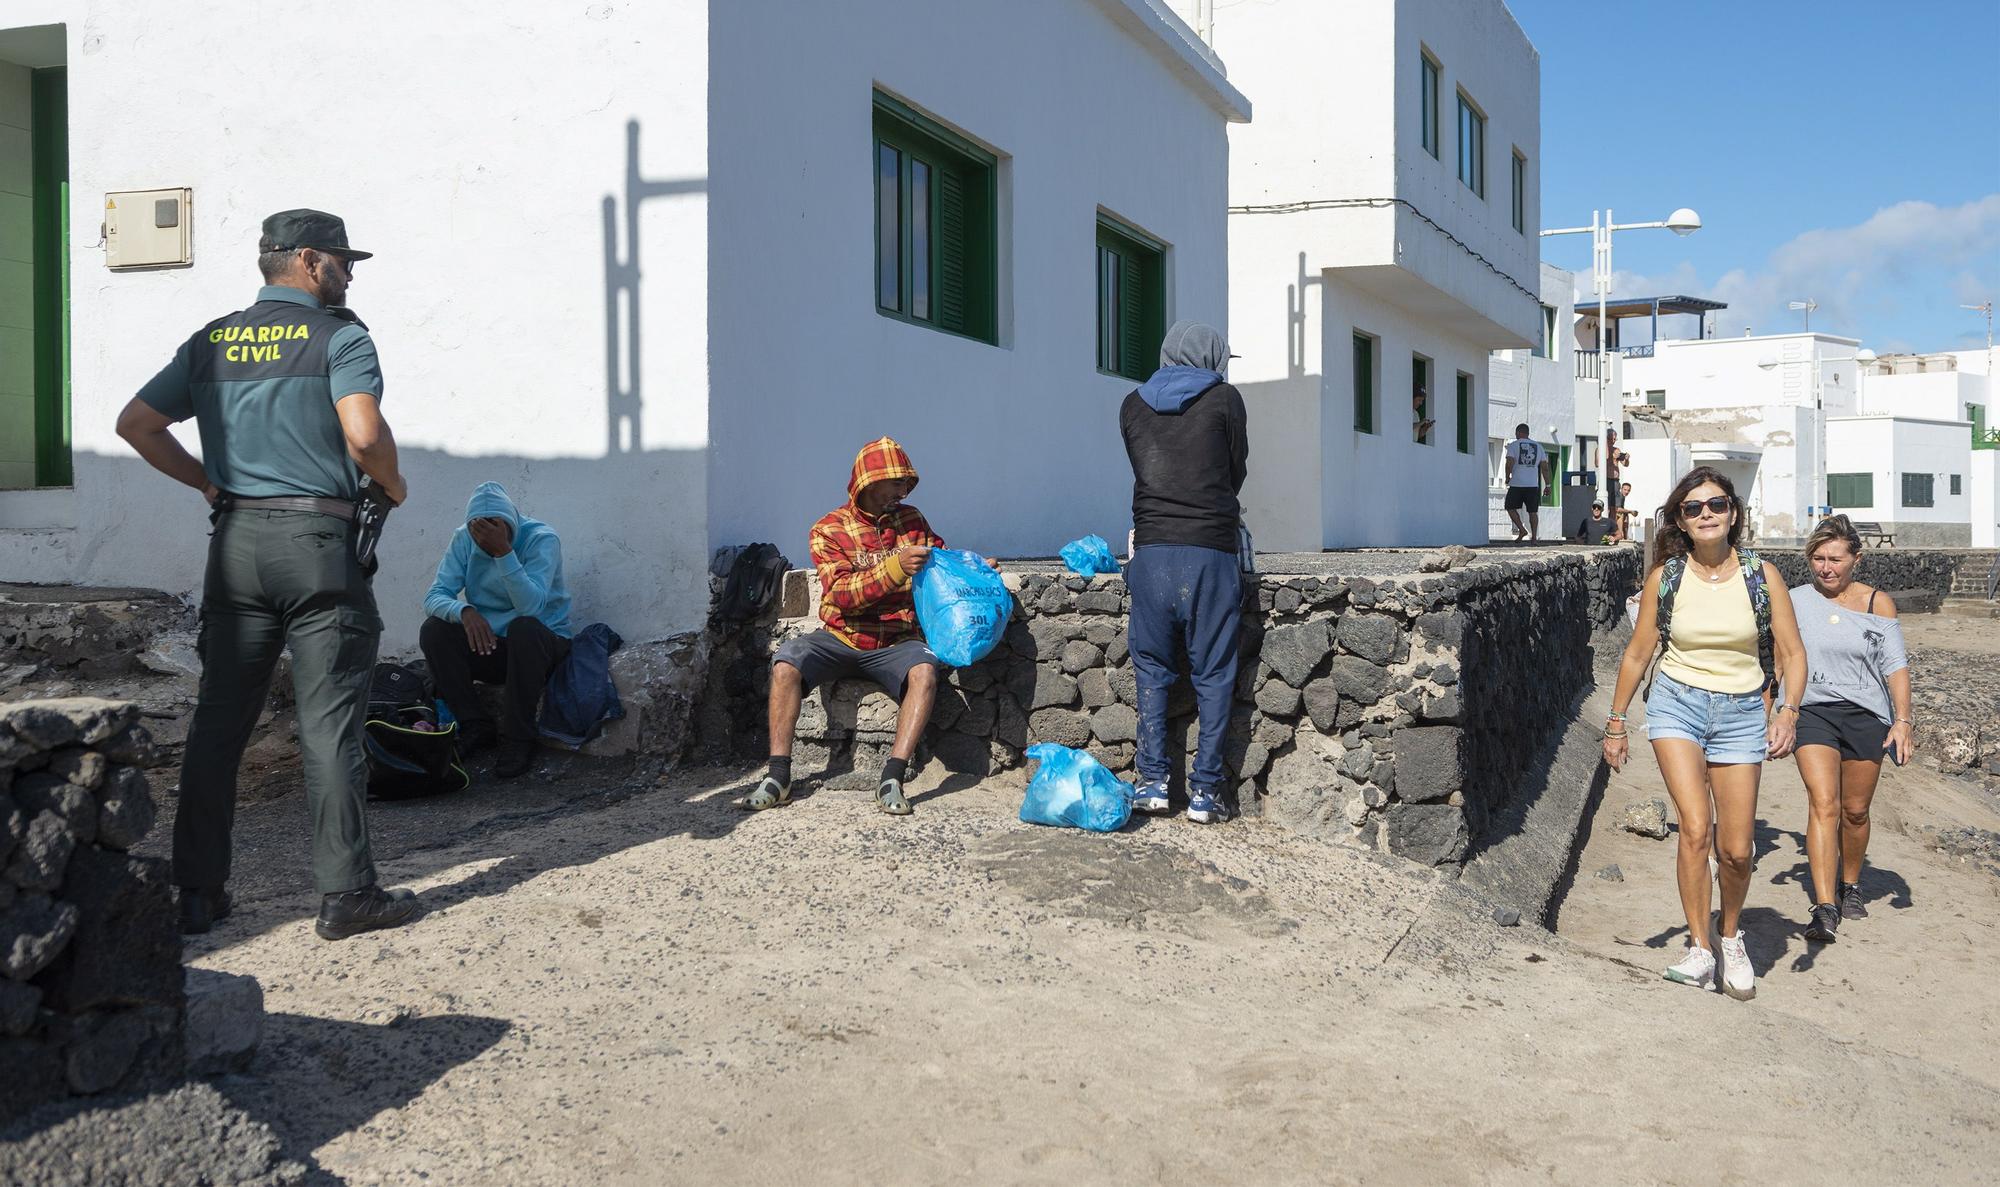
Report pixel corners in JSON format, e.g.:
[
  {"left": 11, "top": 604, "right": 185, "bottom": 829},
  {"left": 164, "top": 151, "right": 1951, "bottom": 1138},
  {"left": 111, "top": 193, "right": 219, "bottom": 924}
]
[
  {"left": 362, "top": 662, "right": 471, "bottom": 800},
  {"left": 717, "top": 542, "right": 792, "bottom": 623}
]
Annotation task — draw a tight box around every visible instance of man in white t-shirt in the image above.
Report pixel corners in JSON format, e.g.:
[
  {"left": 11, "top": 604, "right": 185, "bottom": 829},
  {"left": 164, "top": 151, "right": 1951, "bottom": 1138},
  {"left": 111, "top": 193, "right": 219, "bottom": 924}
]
[{"left": 1502, "top": 423, "right": 1551, "bottom": 541}]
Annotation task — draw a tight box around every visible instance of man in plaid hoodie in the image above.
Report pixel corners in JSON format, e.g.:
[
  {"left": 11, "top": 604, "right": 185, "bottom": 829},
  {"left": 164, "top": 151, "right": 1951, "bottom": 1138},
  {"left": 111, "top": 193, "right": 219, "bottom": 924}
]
[{"left": 741, "top": 437, "right": 991, "bottom": 816}]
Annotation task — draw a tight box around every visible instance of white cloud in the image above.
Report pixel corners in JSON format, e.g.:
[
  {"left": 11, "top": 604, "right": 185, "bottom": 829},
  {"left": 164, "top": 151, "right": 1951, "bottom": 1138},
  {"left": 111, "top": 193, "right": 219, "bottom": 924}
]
[{"left": 1606, "top": 194, "right": 2000, "bottom": 348}]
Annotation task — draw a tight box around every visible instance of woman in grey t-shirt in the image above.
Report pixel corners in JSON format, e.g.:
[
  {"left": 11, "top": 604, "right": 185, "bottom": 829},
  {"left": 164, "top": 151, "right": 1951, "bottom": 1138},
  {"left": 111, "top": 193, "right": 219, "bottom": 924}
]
[{"left": 1783, "top": 517, "right": 1915, "bottom": 944}]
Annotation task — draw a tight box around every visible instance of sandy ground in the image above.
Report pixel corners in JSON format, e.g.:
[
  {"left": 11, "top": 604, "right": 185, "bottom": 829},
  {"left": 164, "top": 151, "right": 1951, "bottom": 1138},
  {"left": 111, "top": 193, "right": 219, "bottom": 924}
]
[{"left": 164, "top": 739, "right": 2000, "bottom": 1185}]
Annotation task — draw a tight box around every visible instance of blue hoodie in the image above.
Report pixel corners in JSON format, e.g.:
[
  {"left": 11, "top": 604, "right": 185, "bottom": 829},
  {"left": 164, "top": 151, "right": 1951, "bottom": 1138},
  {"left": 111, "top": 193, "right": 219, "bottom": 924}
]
[{"left": 423, "top": 482, "right": 572, "bottom": 638}]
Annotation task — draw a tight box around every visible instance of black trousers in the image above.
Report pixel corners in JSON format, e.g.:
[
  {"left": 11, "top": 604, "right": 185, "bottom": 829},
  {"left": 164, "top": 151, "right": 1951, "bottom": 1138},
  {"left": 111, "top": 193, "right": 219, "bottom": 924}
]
[{"left": 418, "top": 615, "right": 570, "bottom": 743}]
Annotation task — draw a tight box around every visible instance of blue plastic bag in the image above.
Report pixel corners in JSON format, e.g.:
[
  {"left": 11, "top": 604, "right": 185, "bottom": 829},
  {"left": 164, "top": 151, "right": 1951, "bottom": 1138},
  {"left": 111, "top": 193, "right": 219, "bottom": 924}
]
[
  {"left": 912, "top": 548, "right": 1014, "bottom": 668},
  {"left": 1020, "top": 743, "right": 1133, "bottom": 832},
  {"left": 1059, "top": 534, "right": 1121, "bottom": 576}
]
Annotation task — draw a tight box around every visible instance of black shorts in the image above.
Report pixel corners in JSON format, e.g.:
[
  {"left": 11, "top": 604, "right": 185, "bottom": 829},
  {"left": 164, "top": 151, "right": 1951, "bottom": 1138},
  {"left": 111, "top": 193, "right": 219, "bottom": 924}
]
[
  {"left": 773, "top": 630, "right": 937, "bottom": 700},
  {"left": 1504, "top": 486, "right": 1542, "bottom": 512},
  {"left": 1795, "top": 701, "right": 1889, "bottom": 762}
]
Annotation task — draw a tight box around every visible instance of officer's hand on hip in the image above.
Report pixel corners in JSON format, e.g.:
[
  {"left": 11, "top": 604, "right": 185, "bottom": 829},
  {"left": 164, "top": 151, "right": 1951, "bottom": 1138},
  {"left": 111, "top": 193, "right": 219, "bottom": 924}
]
[{"left": 462, "top": 607, "right": 497, "bottom": 656}]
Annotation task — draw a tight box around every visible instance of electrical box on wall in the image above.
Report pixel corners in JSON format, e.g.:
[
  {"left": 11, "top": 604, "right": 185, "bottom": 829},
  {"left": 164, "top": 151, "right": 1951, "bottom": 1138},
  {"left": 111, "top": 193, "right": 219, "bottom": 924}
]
[{"left": 104, "top": 188, "right": 193, "bottom": 270}]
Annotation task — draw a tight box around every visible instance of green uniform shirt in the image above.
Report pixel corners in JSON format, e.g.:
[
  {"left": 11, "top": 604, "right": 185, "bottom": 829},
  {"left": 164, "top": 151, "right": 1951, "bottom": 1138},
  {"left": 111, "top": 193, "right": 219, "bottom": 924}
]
[{"left": 137, "top": 285, "right": 385, "bottom": 500}]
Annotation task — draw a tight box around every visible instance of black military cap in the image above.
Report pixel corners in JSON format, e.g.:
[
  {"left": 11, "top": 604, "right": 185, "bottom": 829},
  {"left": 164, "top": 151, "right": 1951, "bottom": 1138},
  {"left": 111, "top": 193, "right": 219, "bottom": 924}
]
[{"left": 259, "top": 209, "right": 373, "bottom": 260}]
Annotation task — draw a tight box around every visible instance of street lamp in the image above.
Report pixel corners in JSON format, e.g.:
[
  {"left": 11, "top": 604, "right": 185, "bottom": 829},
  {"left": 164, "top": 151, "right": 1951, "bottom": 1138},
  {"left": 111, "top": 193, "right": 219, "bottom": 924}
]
[{"left": 1543, "top": 207, "right": 1702, "bottom": 510}]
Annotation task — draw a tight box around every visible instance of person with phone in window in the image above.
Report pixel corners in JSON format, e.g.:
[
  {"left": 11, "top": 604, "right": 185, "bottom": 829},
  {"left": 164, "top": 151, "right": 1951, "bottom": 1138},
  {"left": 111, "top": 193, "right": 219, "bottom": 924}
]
[{"left": 1784, "top": 515, "right": 1914, "bottom": 945}]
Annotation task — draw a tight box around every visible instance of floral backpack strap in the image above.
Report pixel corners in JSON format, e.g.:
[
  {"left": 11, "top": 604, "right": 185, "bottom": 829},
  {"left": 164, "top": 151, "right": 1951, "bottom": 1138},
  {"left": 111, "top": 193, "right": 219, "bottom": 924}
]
[
  {"left": 1644, "top": 555, "right": 1688, "bottom": 697},
  {"left": 1739, "top": 548, "right": 1775, "bottom": 690}
]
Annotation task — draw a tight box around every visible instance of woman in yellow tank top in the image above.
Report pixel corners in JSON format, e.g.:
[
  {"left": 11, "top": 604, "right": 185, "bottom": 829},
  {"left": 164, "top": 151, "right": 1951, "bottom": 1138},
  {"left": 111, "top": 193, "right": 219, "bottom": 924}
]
[{"left": 1602, "top": 467, "right": 1808, "bottom": 1002}]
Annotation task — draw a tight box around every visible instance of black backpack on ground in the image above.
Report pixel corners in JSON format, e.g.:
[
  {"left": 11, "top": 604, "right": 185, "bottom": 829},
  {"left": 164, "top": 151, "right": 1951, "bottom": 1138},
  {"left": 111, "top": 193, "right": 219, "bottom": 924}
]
[
  {"left": 717, "top": 542, "right": 791, "bottom": 622},
  {"left": 363, "top": 662, "right": 470, "bottom": 800}
]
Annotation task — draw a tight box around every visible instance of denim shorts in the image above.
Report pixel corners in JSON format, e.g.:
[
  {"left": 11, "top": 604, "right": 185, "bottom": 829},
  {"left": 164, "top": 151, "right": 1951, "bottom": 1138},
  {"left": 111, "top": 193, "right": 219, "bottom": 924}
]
[{"left": 1645, "top": 672, "right": 1768, "bottom": 764}]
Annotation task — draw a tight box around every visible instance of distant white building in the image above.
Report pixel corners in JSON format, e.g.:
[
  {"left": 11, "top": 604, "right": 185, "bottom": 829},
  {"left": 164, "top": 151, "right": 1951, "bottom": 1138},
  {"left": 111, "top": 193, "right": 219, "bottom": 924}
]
[
  {"left": 1616, "top": 305, "right": 1995, "bottom": 547},
  {"left": 0, "top": 2, "right": 1249, "bottom": 646},
  {"left": 1210, "top": 0, "right": 1543, "bottom": 551}
]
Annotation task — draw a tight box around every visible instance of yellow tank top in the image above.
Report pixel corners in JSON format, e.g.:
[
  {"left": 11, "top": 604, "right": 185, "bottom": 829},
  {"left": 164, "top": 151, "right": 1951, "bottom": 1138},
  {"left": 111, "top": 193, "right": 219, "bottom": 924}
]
[{"left": 1659, "top": 562, "right": 1764, "bottom": 694}]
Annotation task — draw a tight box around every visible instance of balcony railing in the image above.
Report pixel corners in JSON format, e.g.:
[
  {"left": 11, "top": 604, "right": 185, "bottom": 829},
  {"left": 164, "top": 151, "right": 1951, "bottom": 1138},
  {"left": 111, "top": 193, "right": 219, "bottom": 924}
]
[{"left": 1975, "top": 427, "right": 2000, "bottom": 451}]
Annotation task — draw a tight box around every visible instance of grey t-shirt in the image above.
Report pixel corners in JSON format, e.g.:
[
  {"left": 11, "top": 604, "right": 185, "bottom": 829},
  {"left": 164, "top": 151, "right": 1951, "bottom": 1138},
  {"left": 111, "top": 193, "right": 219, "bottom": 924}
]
[{"left": 1787, "top": 585, "right": 1909, "bottom": 723}]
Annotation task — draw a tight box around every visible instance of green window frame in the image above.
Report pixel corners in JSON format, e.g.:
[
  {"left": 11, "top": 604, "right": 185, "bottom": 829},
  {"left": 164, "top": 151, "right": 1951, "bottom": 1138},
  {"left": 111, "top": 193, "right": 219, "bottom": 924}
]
[
  {"left": 1645, "top": 389, "right": 1666, "bottom": 409},
  {"left": 1900, "top": 472, "right": 1933, "bottom": 508},
  {"left": 1510, "top": 150, "right": 1526, "bottom": 233},
  {"left": 1536, "top": 304, "right": 1556, "bottom": 359},
  {"left": 1352, "top": 332, "right": 1375, "bottom": 434},
  {"left": 1455, "top": 372, "right": 1471, "bottom": 454},
  {"left": 1419, "top": 53, "right": 1440, "bottom": 159},
  {"left": 1456, "top": 92, "right": 1485, "bottom": 197},
  {"left": 1095, "top": 214, "right": 1165, "bottom": 382},
  {"left": 1949, "top": 473, "right": 1962, "bottom": 496},
  {"left": 1412, "top": 354, "right": 1432, "bottom": 445},
  {"left": 1545, "top": 444, "right": 1566, "bottom": 503},
  {"left": 1827, "top": 473, "right": 1872, "bottom": 508},
  {"left": 30, "top": 66, "right": 70, "bottom": 487},
  {"left": 873, "top": 91, "right": 997, "bottom": 345}
]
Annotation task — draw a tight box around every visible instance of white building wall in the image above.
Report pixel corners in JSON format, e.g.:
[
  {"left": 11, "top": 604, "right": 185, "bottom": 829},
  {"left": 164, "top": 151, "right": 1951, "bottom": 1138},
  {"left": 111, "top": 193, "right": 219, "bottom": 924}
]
[
  {"left": 1860, "top": 369, "right": 1982, "bottom": 421},
  {"left": 1826, "top": 416, "right": 1975, "bottom": 546},
  {"left": 1974, "top": 450, "right": 1998, "bottom": 549},
  {"left": 708, "top": 0, "right": 1244, "bottom": 565},
  {"left": 1224, "top": 0, "right": 1539, "bottom": 550},
  {"left": 0, "top": 2, "right": 712, "bottom": 648}
]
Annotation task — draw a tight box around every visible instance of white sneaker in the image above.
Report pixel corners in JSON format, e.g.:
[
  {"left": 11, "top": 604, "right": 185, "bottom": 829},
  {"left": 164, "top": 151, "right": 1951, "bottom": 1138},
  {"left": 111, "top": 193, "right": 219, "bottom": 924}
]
[
  {"left": 1717, "top": 930, "right": 1756, "bottom": 1001},
  {"left": 1663, "top": 943, "right": 1716, "bottom": 990}
]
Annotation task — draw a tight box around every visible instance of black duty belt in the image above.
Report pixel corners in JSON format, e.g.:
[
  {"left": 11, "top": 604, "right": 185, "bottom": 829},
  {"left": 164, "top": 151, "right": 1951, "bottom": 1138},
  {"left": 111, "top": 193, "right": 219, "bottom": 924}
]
[{"left": 219, "top": 495, "right": 357, "bottom": 519}]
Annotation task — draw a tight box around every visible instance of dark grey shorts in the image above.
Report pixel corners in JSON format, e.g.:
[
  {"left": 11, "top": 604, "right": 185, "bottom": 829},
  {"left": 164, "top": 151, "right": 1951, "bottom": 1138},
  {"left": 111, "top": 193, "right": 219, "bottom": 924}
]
[{"left": 773, "top": 630, "right": 938, "bottom": 700}]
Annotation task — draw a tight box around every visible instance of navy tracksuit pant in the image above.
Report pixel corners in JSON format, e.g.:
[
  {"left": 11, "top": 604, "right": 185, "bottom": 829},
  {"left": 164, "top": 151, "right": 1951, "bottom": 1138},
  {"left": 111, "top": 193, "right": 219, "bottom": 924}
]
[{"left": 1126, "top": 544, "right": 1242, "bottom": 792}]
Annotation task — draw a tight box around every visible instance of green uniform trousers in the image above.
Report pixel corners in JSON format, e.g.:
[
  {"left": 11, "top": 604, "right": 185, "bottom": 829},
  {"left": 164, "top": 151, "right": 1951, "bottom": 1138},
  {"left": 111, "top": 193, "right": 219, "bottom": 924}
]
[{"left": 174, "top": 508, "right": 383, "bottom": 895}]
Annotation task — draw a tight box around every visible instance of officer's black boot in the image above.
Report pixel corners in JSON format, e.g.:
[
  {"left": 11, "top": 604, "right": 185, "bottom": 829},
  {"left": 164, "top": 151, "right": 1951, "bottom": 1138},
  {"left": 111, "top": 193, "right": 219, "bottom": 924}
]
[
  {"left": 315, "top": 885, "right": 421, "bottom": 941},
  {"left": 177, "top": 886, "right": 234, "bottom": 935}
]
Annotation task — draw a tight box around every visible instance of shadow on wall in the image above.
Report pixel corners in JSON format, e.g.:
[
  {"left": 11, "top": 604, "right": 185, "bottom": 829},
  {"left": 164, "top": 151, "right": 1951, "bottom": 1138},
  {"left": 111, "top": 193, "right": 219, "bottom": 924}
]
[
  {"left": 604, "top": 118, "right": 706, "bottom": 458},
  {"left": 13, "top": 118, "right": 717, "bottom": 648}
]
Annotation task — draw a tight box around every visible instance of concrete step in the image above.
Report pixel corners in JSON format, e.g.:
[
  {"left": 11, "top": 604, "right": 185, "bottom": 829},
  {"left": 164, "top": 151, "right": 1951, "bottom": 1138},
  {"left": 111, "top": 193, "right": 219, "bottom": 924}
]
[
  {"left": 1937, "top": 598, "right": 2000, "bottom": 620},
  {"left": 0, "top": 584, "right": 193, "bottom": 679}
]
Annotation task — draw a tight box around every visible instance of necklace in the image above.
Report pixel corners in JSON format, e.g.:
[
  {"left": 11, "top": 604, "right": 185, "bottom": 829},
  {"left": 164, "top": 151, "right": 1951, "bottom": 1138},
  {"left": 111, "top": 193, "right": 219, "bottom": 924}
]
[{"left": 1690, "top": 552, "right": 1735, "bottom": 583}]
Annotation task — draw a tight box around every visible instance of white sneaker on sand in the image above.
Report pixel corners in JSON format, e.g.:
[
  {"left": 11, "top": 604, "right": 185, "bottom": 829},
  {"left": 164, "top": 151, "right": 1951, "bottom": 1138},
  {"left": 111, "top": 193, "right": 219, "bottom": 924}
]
[
  {"left": 1717, "top": 930, "right": 1756, "bottom": 1001},
  {"left": 1663, "top": 943, "right": 1716, "bottom": 990}
]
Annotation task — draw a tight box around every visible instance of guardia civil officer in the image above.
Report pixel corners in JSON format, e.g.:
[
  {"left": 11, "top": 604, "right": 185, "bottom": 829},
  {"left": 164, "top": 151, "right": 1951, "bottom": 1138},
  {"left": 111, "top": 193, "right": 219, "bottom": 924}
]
[{"left": 115, "top": 209, "right": 421, "bottom": 941}]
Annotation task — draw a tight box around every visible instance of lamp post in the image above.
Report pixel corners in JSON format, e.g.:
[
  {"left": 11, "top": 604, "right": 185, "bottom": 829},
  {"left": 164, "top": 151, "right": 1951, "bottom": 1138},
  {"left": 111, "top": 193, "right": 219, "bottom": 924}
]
[{"left": 1542, "top": 207, "right": 1702, "bottom": 508}]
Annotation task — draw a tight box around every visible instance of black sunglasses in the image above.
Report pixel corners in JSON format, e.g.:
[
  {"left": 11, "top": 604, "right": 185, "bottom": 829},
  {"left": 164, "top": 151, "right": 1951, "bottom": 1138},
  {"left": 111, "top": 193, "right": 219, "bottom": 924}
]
[{"left": 1678, "top": 496, "right": 1732, "bottom": 519}]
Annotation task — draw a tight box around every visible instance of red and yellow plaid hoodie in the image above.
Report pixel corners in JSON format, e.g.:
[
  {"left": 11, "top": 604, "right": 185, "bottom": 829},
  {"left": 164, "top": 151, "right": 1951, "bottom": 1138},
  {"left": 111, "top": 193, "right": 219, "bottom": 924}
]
[{"left": 810, "top": 437, "right": 947, "bottom": 650}]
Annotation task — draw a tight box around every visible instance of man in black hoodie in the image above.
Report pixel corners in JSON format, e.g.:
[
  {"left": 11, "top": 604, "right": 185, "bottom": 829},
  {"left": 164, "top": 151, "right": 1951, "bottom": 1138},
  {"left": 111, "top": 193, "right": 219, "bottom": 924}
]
[{"left": 1118, "top": 320, "right": 1248, "bottom": 824}]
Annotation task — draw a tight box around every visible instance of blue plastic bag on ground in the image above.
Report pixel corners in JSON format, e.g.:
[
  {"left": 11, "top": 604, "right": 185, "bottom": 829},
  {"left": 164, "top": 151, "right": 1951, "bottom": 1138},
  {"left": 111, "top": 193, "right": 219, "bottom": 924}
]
[
  {"left": 1060, "top": 534, "right": 1121, "bottom": 576},
  {"left": 912, "top": 548, "right": 1014, "bottom": 668},
  {"left": 1020, "top": 743, "right": 1133, "bottom": 832}
]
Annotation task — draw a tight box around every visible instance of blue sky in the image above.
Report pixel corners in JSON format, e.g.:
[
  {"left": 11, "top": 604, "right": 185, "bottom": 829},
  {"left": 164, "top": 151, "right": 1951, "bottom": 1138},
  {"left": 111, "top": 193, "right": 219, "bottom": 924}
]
[{"left": 1507, "top": 0, "right": 2000, "bottom": 354}]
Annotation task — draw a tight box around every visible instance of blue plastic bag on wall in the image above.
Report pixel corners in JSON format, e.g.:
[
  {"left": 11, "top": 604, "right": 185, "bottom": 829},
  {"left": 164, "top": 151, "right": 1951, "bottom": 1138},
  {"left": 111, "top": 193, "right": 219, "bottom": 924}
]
[
  {"left": 1059, "top": 534, "right": 1121, "bottom": 576},
  {"left": 912, "top": 548, "right": 1014, "bottom": 668},
  {"left": 1020, "top": 743, "right": 1133, "bottom": 832}
]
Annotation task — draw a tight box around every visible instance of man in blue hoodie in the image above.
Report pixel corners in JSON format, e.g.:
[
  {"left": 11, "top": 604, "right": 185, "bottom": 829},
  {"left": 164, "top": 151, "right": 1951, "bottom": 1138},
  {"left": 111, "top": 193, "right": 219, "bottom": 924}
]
[
  {"left": 419, "top": 482, "right": 573, "bottom": 778},
  {"left": 1119, "top": 320, "right": 1249, "bottom": 824}
]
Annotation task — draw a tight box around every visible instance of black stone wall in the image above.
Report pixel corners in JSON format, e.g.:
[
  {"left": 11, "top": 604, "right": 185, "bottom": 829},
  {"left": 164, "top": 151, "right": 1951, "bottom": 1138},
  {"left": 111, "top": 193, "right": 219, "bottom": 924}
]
[{"left": 0, "top": 699, "right": 178, "bottom": 1122}]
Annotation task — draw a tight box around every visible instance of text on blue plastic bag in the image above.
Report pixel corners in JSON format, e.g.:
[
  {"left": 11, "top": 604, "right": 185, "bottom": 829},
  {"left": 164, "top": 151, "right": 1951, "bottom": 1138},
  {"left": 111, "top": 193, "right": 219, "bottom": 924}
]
[{"left": 912, "top": 548, "right": 1014, "bottom": 668}]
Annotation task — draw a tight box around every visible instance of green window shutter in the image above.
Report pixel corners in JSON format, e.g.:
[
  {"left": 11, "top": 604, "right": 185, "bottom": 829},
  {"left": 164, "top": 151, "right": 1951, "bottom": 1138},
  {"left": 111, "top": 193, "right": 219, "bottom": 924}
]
[
  {"left": 936, "top": 167, "right": 969, "bottom": 335},
  {"left": 1352, "top": 334, "right": 1373, "bottom": 434},
  {"left": 1827, "top": 473, "right": 1872, "bottom": 508},
  {"left": 873, "top": 91, "right": 997, "bottom": 345},
  {"left": 1455, "top": 375, "right": 1470, "bottom": 453},
  {"left": 31, "top": 67, "right": 70, "bottom": 488},
  {"left": 1118, "top": 251, "right": 1145, "bottom": 377},
  {"left": 1095, "top": 215, "right": 1165, "bottom": 381}
]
